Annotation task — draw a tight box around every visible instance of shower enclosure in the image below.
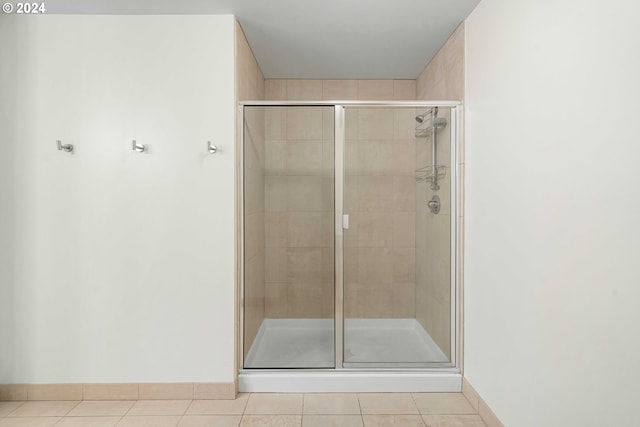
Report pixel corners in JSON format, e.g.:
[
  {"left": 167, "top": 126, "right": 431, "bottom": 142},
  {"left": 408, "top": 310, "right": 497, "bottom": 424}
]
[{"left": 240, "top": 102, "right": 459, "bottom": 390}]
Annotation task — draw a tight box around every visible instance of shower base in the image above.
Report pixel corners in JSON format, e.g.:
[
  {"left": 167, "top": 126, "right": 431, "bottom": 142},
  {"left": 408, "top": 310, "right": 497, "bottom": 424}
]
[
  {"left": 240, "top": 318, "right": 460, "bottom": 393},
  {"left": 244, "top": 318, "right": 448, "bottom": 368}
]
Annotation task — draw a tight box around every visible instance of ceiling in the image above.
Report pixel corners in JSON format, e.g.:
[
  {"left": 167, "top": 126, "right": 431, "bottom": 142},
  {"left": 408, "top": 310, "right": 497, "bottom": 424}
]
[{"left": 43, "top": 0, "right": 481, "bottom": 79}]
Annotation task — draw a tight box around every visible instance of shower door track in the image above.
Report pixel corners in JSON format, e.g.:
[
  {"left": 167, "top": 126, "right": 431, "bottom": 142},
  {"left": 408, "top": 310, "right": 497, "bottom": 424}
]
[{"left": 238, "top": 101, "right": 462, "bottom": 392}]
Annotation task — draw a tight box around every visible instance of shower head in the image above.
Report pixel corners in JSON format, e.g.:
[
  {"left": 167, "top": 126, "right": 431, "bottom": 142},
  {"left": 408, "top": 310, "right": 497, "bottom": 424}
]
[{"left": 415, "top": 107, "right": 438, "bottom": 123}]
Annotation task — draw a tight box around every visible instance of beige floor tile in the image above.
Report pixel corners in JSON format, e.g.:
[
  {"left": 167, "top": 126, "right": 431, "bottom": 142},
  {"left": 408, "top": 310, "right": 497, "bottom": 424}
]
[
  {"left": 245, "top": 394, "right": 303, "bottom": 415},
  {"left": 55, "top": 416, "right": 121, "bottom": 427},
  {"left": 6, "top": 401, "right": 79, "bottom": 417},
  {"left": 358, "top": 394, "right": 418, "bottom": 415},
  {"left": 412, "top": 394, "right": 475, "bottom": 415},
  {"left": 303, "top": 394, "right": 361, "bottom": 415},
  {"left": 178, "top": 415, "right": 241, "bottom": 427},
  {"left": 0, "top": 402, "right": 25, "bottom": 418},
  {"left": 421, "top": 415, "right": 486, "bottom": 427},
  {"left": 240, "top": 415, "right": 302, "bottom": 427},
  {"left": 127, "top": 400, "right": 191, "bottom": 416},
  {"left": 186, "top": 394, "right": 249, "bottom": 415},
  {"left": 0, "top": 418, "right": 61, "bottom": 427},
  {"left": 302, "top": 414, "right": 363, "bottom": 427},
  {"left": 116, "top": 416, "right": 181, "bottom": 427},
  {"left": 363, "top": 415, "right": 425, "bottom": 426},
  {"left": 67, "top": 400, "right": 135, "bottom": 416}
]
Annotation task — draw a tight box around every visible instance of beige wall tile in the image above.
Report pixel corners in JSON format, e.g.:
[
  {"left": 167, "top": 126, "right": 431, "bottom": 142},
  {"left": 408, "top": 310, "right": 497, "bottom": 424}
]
[
  {"left": 287, "top": 283, "right": 323, "bottom": 318},
  {"left": 186, "top": 393, "right": 248, "bottom": 415},
  {"left": 244, "top": 394, "right": 303, "bottom": 415},
  {"left": 27, "top": 384, "right": 82, "bottom": 401},
  {"left": 265, "top": 283, "right": 288, "bottom": 318},
  {"left": 240, "top": 415, "right": 302, "bottom": 427},
  {"left": 358, "top": 248, "right": 393, "bottom": 285},
  {"left": 287, "top": 176, "right": 324, "bottom": 212},
  {"left": 358, "top": 141, "right": 393, "bottom": 176},
  {"left": 321, "top": 212, "right": 334, "bottom": 248},
  {"left": 358, "top": 212, "right": 393, "bottom": 248},
  {"left": 394, "top": 108, "right": 419, "bottom": 140},
  {"left": 137, "top": 384, "right": 193, "bottom": 400},
  {"left": 322, "top": 80, "right": 358, "bottom": 100},
  {"left": 287, "top": 80, "right": 323, "bottom": 101},
  {"left": 358, "top": 176, "right": 394, "bottom": 212},
  {"left": 265, "top": 176, "right": 288, "bottom": 212},
  {"left": 286, "top": 140, "right": 323, "bottom": 175},
  {"left": 362, "top": 415, "right": 424, "bottom": 427},
  {"left": 265, "top": 80, "right": 287, "bottom": 100},
  {"left": 358, "top": 393, "right": 418, "bottom": 415},
  {"left": 265, "top": 107, "right": 287, "bottom": 140},
  {"left": 358, "top": 109, "right": 394, "bottom": 140},
  {"left": 322, "top": 139, "right": 335, "bottom": 176},
  {"left": 265, "top": 247, "right": 287, "bottom": 283},
  {"left": 393, "top": 213, "right": 415, "bottom": 248},
  {"left": 345, "top": 109, "right": 359, "bottom": 140},
  {"left": 393, "top": 177, "right": 416, "bottom": 211},
  {"left": 127, "top": 400, "right": 191, "bottom": 416},
  {"left": 0, "top": 385, "right": 27, "bottom": 401},
  {"left": 303, "top": 415, "right": 363, "bottom": 427},
  {"left": 193, "top": 383, "right": 236, "bottom": 400},
  {"left": 8, "top": 401, "right": 79, "bottom": 417},
  {"left": 287, "top": 248, "right": 322, "bottom": 284},
  {"left": 393, "top": 80, "right": 416, "bottom": 100},
  {"left": 265, "top": 212, "right": 287, "bottom": 247},
  {"left": 287, "top": 107, "right": 323, "bottom": 140},
  {"left": 358, "top": 80, "right": 394, "bottom": 100},
  {"left": 265, "top": 140, "right": 287, "bottom": 175},
  {"left": 392, "top": 283, "right": 416, "bottom": 317},
  {"left": 287, "top": 212, "right": 322, "bottom": 247},
  {"left": 393, "top": 248, "right": 416, "bottom": 283},
  {"left": 82, "top": 384, "right": 138, "bottom": 401}
]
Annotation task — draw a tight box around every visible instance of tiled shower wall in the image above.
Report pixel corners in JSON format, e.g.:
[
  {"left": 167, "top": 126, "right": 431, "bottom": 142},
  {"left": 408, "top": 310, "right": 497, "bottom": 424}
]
[
  {"left": 415, "top": 23, "right": 465, "bottom": 358},
  {"left": 264, "top": 80, "right": 418, "bottom": 319},
  {"left": 236, "top": 21, "right": 266, "bottom": 356}
]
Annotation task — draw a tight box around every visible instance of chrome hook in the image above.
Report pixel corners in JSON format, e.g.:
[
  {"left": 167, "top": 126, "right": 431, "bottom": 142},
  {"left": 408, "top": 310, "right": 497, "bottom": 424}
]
[
  {"left": 132, "top": 140, "right": 146, "bottom": 153},
  {"left": 57, "top": 140, "right": 74, "bottom": 153},
  {"left": 207, "top": 141, "right": 218, "bottom": 154}
]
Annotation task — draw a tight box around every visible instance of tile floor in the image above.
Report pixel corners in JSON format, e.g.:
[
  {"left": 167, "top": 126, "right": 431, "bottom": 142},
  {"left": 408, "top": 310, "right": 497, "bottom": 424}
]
[{"left": 0, "top": 393, "right": 486, "bottom": 426}]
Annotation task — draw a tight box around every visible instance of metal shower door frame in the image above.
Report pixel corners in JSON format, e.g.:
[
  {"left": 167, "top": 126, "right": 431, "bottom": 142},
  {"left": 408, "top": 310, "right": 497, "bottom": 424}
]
[{"left": 239, "top": 100, "right": 461, "bottom": 371}]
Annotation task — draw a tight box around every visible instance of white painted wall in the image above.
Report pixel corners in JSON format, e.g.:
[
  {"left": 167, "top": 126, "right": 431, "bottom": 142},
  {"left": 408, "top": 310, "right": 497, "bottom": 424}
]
[
  {"left": 0, "top": 15, "right": 237, "bottom": 383},
  {"left": 0, "top": 18, "right": 18, "bottom": 382},
  {"left": 464, "top": 1, "right": 640, "bottom": 425}
]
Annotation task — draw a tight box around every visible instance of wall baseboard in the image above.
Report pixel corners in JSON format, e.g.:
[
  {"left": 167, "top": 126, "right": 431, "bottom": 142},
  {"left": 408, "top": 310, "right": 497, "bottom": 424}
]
[
  {"left": 0, "top": 382, "right": 237, "bottom": 401},
  {"left": 462, "top": 377, "right": 504, "bottom": 427}
]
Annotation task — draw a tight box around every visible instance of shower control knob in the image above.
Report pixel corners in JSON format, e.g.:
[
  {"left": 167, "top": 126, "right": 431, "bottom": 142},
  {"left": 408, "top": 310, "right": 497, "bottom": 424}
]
[{"left": 428, "top": 195, "right": 441, "bottom": 214}]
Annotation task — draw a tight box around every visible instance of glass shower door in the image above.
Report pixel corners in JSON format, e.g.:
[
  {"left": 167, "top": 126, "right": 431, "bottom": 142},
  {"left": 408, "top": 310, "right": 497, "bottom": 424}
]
[
  {"left": 341, "top": 106, "right": 454, "bottom": 367},
  {"left": 243, "top": 105, "right": 335, "bottom": 368}
]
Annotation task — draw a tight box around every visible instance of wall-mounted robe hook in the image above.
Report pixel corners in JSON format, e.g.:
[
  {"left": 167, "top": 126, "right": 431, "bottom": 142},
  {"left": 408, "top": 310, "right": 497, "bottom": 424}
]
[
  {"left": 57, "top": 140, "right": 74, "bottom": 153},
  {"left": 132, "top": 140, "right": 146, "bottom": 153},
  {"left": 207, "top": 141, "right": 218, "bottom": 154}
]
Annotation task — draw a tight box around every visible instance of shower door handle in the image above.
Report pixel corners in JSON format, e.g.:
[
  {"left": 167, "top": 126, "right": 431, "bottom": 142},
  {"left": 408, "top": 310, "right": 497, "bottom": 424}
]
[{"left": 342, "top": 214, "right": 349, "bottom": 230}]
